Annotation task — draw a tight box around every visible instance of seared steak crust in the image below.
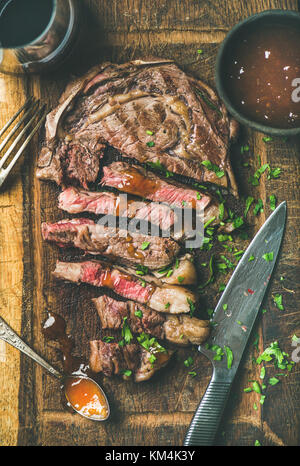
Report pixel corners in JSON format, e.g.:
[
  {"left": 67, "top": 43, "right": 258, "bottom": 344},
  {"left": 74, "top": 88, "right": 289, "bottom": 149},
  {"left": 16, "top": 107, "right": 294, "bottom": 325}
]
[{"left": 36, "top": 59, "right": 238, "bottom": 194}]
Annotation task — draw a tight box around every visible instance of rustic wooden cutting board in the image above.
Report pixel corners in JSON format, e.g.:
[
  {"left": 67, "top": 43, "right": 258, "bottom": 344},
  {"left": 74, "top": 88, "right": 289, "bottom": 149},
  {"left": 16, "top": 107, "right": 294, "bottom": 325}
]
[{"left": 0, "top": 0, "right": 299, "bottom": 446}]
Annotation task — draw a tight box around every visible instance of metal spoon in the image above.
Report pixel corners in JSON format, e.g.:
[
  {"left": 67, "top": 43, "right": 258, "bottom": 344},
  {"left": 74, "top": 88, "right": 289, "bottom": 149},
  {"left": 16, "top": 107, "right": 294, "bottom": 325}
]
[{"left": 0, "top": 315, "right": 110, "bottom": 421}]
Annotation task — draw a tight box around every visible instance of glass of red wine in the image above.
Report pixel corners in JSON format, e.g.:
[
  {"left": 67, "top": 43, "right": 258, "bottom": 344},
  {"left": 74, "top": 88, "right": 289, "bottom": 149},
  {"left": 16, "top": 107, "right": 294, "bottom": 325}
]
[{"left": 0, "top": 0, "right": 81, "bottom": 74}]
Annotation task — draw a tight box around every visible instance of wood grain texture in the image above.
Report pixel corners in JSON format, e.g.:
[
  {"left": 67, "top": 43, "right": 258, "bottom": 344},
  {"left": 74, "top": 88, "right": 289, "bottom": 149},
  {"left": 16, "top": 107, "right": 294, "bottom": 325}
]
[{"left": 0, "top": 0, "right": 299, "bottom": 446}]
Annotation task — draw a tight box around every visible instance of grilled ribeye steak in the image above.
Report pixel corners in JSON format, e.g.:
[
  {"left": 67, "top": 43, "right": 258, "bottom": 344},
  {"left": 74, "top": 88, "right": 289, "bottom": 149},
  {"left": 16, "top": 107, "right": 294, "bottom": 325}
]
[
  {"left": 58, "top": 187, "right": 177, "bottom": 233},
  {"left": 89, "top": 340, "right": 173, "bottom": 382},
  {"left": 53, "top": 260, "right": 198, "bottom": 314},
  {"left": 93, "top": 295, "right": 210, "bottom": 346},
  {"left": 41, "top": 217, "right": 180, "bottom": 270},
  {"left": 36, "top": 58, "right": 238, "bottom": 194}
]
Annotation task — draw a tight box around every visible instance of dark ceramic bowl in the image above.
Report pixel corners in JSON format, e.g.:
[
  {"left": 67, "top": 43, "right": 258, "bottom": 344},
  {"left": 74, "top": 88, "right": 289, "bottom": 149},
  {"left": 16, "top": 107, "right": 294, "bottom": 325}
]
[{"left": 215, "top": 9, "right": 300, "bottom": 136}]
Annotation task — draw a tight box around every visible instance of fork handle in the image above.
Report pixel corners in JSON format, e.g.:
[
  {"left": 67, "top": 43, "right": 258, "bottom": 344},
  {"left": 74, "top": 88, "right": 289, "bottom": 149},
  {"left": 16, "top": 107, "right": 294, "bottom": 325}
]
[{"left": 183, "top": 372, "right": 232, "bottom": 446}]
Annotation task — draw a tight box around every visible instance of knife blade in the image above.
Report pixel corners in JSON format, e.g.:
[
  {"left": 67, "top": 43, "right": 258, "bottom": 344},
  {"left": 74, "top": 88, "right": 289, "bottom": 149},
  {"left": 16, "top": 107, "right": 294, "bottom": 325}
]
[{"left": 183, "top": 201, "right": 286, "bottom": 446}]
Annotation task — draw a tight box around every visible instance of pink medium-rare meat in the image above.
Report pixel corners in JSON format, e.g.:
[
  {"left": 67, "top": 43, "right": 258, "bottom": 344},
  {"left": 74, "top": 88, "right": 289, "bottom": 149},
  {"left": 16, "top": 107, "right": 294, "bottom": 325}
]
[
  {"left": 52, "top": 260, "right": 198, "bottom": 314},
  {"left": 41, "top": 217, "right": 180, "bottom": 270},
  {"left": 58, "top": 186, "right": 176, "bottom": 232},
  {"left": 36, "top": 59, "right": 238, "bottom": 194},
  {"left": 101, "top": 161, "right": 212, "bottom": 210},
  {"left": 93, "top": 295, "right": 210, "bottom": 345}
]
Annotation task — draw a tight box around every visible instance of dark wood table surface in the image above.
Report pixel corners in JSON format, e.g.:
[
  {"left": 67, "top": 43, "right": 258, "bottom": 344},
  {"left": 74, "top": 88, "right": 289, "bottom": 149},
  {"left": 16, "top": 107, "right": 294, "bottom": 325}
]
[{"left": 0, "top": 0, "right": 299, "bottom": 446}]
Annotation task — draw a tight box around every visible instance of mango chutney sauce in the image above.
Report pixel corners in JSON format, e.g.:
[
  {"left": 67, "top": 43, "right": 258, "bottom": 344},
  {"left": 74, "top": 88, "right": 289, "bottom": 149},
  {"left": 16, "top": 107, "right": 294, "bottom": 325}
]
[
  {"left": 223, "top": 22, "right": 300, "bottom": 128},
  {"left": 64, "top": 376, "right": 108, "bottom": 420}
]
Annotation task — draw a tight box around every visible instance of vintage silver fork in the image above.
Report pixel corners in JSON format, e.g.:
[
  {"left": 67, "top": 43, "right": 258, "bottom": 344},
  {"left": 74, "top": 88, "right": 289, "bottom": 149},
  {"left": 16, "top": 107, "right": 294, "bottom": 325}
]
[{"left": 0, "top": 97, "right": 47, "bottom": 188}]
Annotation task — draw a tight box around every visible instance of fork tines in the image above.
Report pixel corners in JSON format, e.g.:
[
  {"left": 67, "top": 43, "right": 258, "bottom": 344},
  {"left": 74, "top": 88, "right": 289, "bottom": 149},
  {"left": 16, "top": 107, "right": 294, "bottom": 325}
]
[{"left": 0, "top": 97, "right": 47, "bottom": 188}]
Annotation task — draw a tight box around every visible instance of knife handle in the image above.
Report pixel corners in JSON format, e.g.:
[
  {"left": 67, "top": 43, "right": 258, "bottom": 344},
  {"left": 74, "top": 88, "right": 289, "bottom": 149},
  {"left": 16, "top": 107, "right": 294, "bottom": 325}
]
[{"left": 183, "top": 372, "right": 232, "bottom": 446}]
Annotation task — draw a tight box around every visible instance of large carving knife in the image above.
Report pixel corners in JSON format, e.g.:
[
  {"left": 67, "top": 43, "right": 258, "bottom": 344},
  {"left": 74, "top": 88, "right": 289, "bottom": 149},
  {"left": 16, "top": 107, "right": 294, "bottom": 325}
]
[{"left": 184, "top": 201, "right": 286, "bottom": 446}]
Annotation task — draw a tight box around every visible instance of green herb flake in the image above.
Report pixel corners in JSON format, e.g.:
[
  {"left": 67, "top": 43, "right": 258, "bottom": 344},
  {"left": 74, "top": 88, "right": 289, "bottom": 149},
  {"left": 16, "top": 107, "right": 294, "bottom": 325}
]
[
  {"left": 122, "top": 317, "right": 134, "bottom": 344},
  {"left": 184, "top": 356, "right": 194, "bottom": 367},
  {"left": 121, "top": 369, "right": 132, "bottom": 377},
  {"left": 134, "top": 309, "right": 143, "bottom": 318},
  {"left": 164, "top": 302, "right": 170, "bottom": 310},
  {"left": 197, "top": 49, "right": 203, "bottom": 55},
  {"left": 262, "top": 252, "right": 274, "bottom": 262},
  {"left": 244, "top": 196, "right": 254, "bottom": 217},
  {"left": 146, "top": 141, "right": 155, "bottom": 147},
  {"left": 248, "top": 255, "right": 255, "bottom": 262},
  {"left": 254, "top": 440, "right": 261, "bottom": 446},
  {"left": 224, "top": 346, "right": 233, "bottom": 369},
  {"left": 268, "top": 377, "right": 280, "bottom": 386},
  {"left": 177, "top": 275, "right": 185, "bottom": 283},
  {"left": 252, "top": 381, "right": 261, "bottom": 394},
  {"left": 262, "top": 136, "right": 272, "bottom": 143},
  {"left": 269, "top": 194, "right": 277, "bottom": 211},
  {"left": 201, "top": 160, "right": 224, "bottom": 178},
  {"left": 146, "top": 130, "right": 154, "bottom": 135},
  {"left": 141, "top": 241, "right": 150, "bottom": 250},
  {"left": 253, "top": 199, "right": 264, "bottom": 216},
  {"left": 273, "top": 294, "right": 284, "bottom": 310},
  {"left": 188, "top": 371, "right": 197, "bottom": 377}
]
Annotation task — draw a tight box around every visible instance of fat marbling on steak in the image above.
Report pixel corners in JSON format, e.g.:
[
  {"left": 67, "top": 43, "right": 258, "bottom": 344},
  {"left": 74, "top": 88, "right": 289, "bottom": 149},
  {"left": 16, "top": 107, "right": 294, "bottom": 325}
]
[
  {"left": 36, "top": 58, "right": 238, "bottom": 194},
  {"left": 41, "top": 217, "right": 180, "bottom": 270}
]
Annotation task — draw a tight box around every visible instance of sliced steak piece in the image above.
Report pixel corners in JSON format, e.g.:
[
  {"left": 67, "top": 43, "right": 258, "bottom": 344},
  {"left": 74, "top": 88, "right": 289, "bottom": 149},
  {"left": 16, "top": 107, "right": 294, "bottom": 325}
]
[
  {"left": 93, "top": 295, "right": 210, "bottom": 346},
  {"left": 36, "top": 59, "right": 238, "bottom": 194},
  {"left": 53, "top": 260, "right": 198, "bottom": 314},
  {"left": 89, "top": 340, "right": 173, "bottom": 382},
  {"left": 42, "top": 217, "right": 180, "bottom": 270},
  {"left": 101, "top": 161, "right": 233, "bottom": 232},
  {"left": 58, "top": 186, "right": 176, "bottom": 232}
]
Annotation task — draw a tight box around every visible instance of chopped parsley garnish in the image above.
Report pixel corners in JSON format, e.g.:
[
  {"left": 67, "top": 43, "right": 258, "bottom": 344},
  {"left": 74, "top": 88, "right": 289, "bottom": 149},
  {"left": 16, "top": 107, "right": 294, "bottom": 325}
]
[
  {"left": 201, "top": 160, "right": 224, "bottom": 178},
  {"left": 262, "top": 136, "right": 272, "bottom": 143},
  {"left": 137, "top": 332, "right": 166, "bottom": 366},
  {"left": 122, "top": 317, "right": 133, "bottom": 344},
  {"left": 244, "top": 196, "right": 254, "bottom": 217},
  {"left": 146, "top": 141, "right": 155, "bottom": 147},
  {"left": 164, "top": 302, "right": 170, "bottom": 310},
  {"left": 141, "top": 241, "right": 150, "bottom": 250},
  {"left": 253, "top": 199, "right": 264, "bottom": 215},
  {"left": 198, "top": 254, "right": 214, "bottom": 290},
  {"left": 187, "top": 297, "right": 196, "bottom": 317},
  {"left": 136, "top": 264, "right": 149, "bottom": 275},
  {"left": 177, "top": 276, "right": 185, "bottom": 283},
  {"left": 184, "top": 356, "right": 194, "bottom": 367},
  {"left": 240, "top": 144, "right": 249, "bottom": 154},
  {"left": 197, "top": 49, "right": 203, "bottom": 55},
  {"left": 262, "top": 252, "right": 274, "bottom": 262},
  {"left": 146, "top": 130, "right": 154, "bottom": 135},
  {"left": 268, "top": 377, "right": 280, "bottom": 386},
  {"left": 267, "top": 166, "right": 281, "bottom": 179},
  {"left": 269, "top": 194, "right": 277, "bottom": 211},
  {"left": 188, "top": 371, "right": 197, "bottom": 377},
  {"left": 121, "top": 369, "right": 132, "bottom": 377},
  {"left": 224, "top": 346, "right": 233, "bottom": 369},
  {"left": 102, "top": 336, "right": 115, "bottom": 343},
  {"left": 134, "top": 309, "right": 143, "bottom": 318},
  {"left": 233, "top": 216, "right": 244, "bottom": 229},
  {"left": 273, "top": 294, "right": 284, "bottom": 310},
  {"left": 248, "top": 255, "right": 255, "bottom": 262}
]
